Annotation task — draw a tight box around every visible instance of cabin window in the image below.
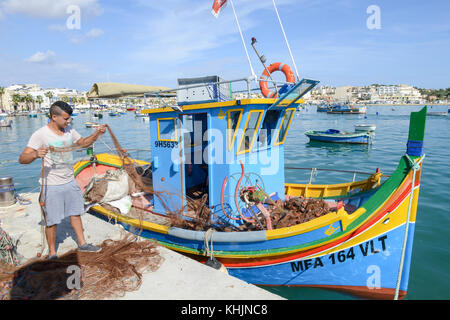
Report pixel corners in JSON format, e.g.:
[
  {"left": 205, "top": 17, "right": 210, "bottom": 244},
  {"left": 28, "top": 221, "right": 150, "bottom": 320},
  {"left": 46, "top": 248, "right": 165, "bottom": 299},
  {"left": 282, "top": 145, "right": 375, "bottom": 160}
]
[
  {"left": 257, "top": 110, "right": 281, "bottom": 148},
  {"left": 227, "top": 109, "right": 243, "bottom": 151},
  {"left": 275, "top": 108, "right": 295, "bottom": 146},
  {"left": 157, "top": 118, "right": 178, "bottom": 142},
  {"left": 237, "top": 110, "right": 264, "bottom": 155}
]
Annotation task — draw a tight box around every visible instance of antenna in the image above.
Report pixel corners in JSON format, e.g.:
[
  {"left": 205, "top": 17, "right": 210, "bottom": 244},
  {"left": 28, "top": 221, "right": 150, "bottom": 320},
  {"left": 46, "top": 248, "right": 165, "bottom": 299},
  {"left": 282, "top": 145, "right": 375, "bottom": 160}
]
[{"left": 250, "top": 37, "right": 278, "bottom": 96}]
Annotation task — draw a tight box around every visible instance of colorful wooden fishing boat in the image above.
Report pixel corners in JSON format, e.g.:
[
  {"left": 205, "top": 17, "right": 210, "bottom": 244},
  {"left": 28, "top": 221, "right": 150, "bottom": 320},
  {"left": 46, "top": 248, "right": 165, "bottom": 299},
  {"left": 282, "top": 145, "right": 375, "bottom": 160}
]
[
  {"left": 74, "top": 77, "right": 426, "bottom": 300},
  {"left": 305, "top": 129, "right": 372, "bottom": 144}
]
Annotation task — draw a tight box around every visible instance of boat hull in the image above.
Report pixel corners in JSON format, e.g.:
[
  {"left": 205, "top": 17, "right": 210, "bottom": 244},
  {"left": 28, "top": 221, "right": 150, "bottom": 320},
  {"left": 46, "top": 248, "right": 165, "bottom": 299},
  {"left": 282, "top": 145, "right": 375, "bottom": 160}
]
[
  {"left": 306, "top": 132, "right": 370, "bottom": 144},
  {"left": 0, "top": 120, "right": 12, "bottom": 127},
  {"left": 327, "top": 111, "right": 366, "bottom": 114},
  {"left": 426, "top": 112, "right": 447, "bottom": 116},
  {"left": 74, "top": 151, "right": 421, "bottom": 300},
  {"left": 228, "top": 223, "right": 414, "bottom": 299}
]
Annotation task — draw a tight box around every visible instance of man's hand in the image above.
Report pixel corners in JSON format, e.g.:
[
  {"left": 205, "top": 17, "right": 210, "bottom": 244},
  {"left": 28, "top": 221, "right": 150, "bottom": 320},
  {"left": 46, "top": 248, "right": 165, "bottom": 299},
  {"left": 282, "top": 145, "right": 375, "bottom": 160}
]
[
  {"left": 35, "top": 147, "right": 48, "bottom": 159},
  {"left": 96, "top": 125, "right": 107, "bottom": 135},
  {"left": 76, "top": 125, "right": 107, "bottom": 148},
  {"left": 19, "top": 147, "right": 47, "bottom": 164}
]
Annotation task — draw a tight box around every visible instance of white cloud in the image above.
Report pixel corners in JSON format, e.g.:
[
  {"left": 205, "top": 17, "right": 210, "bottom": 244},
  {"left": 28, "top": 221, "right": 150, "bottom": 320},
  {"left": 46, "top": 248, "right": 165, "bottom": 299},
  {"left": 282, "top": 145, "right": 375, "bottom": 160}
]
[
  {"left": 24, "top": 50, "right": 56, "bottom": 64},
  {"left": 0, "top": 0, "right": 102, "bottom": 18},
  {"left": 86, "top": 28, "right": 103, "bottom": 38}
]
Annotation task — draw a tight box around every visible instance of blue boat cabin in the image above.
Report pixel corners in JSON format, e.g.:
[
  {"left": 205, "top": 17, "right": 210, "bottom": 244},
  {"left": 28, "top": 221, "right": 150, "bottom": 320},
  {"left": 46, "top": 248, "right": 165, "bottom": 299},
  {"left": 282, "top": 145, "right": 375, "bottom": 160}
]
[{"left": 143, "top": 77, "right": 319, "bottom": 226}]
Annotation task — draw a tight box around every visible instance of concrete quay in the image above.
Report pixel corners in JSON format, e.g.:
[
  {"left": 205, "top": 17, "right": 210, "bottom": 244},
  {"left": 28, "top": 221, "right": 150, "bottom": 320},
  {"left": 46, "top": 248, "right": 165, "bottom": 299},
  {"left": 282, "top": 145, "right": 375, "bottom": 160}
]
[{"left": 0, "top": 192, "right": 284, "bottom": 300}]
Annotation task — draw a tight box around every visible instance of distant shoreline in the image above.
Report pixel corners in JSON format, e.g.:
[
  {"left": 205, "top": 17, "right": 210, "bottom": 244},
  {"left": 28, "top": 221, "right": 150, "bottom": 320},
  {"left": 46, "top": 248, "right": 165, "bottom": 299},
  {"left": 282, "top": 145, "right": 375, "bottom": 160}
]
[{"left": 352, "top": 104, "right": 449, "bottom": 107}]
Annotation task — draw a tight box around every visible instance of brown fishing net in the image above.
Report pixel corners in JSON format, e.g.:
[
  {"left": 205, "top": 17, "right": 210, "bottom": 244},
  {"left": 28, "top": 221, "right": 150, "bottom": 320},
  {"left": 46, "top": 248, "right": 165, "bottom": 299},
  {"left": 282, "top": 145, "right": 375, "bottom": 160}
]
[
  {"left": 0, "top": 235, "right": 163, "bottom": 300},
  {"left": 93, "top": 125, "right": 340, "bottom": 232}
]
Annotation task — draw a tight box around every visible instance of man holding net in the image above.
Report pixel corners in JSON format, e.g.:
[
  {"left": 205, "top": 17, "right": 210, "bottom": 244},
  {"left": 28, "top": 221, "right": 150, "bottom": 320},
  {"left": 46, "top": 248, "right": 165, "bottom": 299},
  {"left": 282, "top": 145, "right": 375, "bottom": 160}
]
[{"left": 19, "top": 101, "right": 107, "bottom": 259}]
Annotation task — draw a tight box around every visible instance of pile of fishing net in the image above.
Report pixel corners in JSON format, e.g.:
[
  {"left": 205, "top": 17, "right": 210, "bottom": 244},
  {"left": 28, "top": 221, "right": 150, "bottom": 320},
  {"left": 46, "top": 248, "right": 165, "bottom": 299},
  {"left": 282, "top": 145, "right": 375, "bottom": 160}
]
[
  {"left": 0, "top": 235, "right": 163, "bottom": 300},
  {"left": 78, "top": 125, "right": 345, "bottom": 233},
  {"left": 0, "top": 226, "right": 20, "bottom": 266},
  {"left": 168, "top": 196, "right": 337, "bottom": 232},
  {"left": 270, "top": 196, "right": 334, "bottom": 228},
  {"left": 228, "top": 196, "right": 334, "bottom": 231}
]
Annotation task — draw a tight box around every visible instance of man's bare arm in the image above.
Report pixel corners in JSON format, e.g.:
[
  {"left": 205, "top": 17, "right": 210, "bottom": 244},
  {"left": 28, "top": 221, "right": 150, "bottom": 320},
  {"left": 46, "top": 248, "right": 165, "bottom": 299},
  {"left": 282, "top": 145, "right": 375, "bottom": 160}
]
[
  {"left": 75, "top": 125, "right": 106, "bottom": 148},
  {"left": 19, "top": 147, "right": 48, "bottom": 164}
]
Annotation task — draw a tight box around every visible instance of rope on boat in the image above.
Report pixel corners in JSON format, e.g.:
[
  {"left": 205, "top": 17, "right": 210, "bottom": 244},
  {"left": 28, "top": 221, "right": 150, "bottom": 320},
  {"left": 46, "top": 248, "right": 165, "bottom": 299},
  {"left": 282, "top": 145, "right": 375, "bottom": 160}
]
[
  {"left": 204, "top": 228, "right": 215, "bottom": 261},
  {"left": 203, "top": 228, "right": 228, "bottom": 274},
  {"left": 394, "top": 154, "right": 425, "bottom": 300}
]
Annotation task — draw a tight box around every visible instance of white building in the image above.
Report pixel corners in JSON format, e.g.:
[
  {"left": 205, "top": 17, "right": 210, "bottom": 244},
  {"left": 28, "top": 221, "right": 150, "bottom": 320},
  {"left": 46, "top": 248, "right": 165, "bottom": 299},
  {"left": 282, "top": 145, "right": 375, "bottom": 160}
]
[{"left": 1, "top": 84, "right": 84, "bottom": 112}]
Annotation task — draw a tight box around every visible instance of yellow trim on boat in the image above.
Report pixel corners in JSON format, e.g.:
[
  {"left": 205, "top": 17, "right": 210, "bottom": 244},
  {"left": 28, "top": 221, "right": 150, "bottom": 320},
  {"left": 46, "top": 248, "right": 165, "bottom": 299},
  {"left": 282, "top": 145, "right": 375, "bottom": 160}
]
[
  {"left": 308, "top": 187, "right": 421, "bottom": 259},
  {"left": 73, "top": 153, "right": 149, "bottom": 173},
  {"left": 237, "top": 110, "right": 264, "bottom": 155},
  {"left": 285, "top": 172, "right": 382, "bottom": 198},
  {"left": 157, "top": 117, "right": 178, "bottom": 142},
  {"left": 91, "top": 205, "right": 170, "bottom": 234},
  {"left": 274, "top": 108, "right": 296, "bottom": 146},
  {"left": 266, "top": 207, "right": 347, "bottom": 240},
  {"left": 141, "top": 98, "right": 305, "bottom": 114},
  {"left": 227, "top": 108, "right": 244, "bottom": 151}
]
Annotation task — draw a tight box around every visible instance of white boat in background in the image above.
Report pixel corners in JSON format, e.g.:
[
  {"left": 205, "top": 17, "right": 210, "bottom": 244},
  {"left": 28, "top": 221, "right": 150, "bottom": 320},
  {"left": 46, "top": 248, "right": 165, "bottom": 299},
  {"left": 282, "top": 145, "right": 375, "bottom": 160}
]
[
  {"left": 135, "top": 109, "right": 146, "bottom": 117},
  {"left": 426, "top": 111, "right": 447, "bottom": 116},
  {"left": 355, "top": 124, "right": 376, "bottom": 132},
  {"left": 0, "top": 116, "right": 12, "bottom": 127}
]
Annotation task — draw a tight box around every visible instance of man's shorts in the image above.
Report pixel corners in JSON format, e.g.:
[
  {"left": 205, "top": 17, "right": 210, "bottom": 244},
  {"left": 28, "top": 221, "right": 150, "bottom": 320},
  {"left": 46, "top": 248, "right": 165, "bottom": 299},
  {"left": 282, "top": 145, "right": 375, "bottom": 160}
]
[{"left": 42, "top": 180, "right": 85, "bottom": 227}]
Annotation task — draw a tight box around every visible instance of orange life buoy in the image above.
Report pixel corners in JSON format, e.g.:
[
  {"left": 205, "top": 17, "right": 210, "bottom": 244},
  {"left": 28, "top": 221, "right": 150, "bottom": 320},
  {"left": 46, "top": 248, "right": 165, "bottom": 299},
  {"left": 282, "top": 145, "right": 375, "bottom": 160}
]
[{"left": 259, "top": 62, "right": 295, "bottom": 98}]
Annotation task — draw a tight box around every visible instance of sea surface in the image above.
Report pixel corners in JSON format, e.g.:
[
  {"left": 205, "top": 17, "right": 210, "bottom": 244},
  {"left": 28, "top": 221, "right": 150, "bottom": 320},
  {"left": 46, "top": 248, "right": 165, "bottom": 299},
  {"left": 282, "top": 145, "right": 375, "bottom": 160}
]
[{"left": 0, "top": 105, "right": 449, "bottom": 300}]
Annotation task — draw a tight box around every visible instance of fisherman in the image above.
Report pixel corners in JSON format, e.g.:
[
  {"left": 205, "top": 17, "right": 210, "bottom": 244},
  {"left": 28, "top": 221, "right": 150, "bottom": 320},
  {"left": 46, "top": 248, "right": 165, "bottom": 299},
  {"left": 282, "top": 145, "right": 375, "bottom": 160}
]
[{"left": 19, "top": 101, "right": 107, "bottom": 259}]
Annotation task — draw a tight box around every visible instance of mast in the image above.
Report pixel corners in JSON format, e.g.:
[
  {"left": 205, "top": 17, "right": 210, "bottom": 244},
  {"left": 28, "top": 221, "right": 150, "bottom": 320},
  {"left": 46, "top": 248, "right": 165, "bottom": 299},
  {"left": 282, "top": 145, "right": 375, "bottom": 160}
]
[
  {"left": 271, "top": 0, "right": 300, "bottom": 81},
  {"left": 229, "top": 0, "right": 256, "bottom": 80}
]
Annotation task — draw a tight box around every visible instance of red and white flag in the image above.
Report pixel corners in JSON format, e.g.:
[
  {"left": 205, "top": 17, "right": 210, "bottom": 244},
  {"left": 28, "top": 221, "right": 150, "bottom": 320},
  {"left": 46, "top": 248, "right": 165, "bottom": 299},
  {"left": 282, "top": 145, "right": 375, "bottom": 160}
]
[{"left": 211, "top": 0, "right": 228, "bottom": 18}]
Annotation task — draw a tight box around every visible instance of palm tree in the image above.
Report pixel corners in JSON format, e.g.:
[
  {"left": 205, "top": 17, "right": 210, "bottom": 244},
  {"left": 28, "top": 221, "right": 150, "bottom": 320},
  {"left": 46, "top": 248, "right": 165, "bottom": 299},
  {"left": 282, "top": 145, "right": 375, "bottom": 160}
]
[
  {"left": 12, "top": 94, "right": 23, "bottom": 111},
  {"left": 35, "top": 95, "right": 44, "bottom": 111},
  {"left": 23, "top": 94, "right": 33, "bottom": 111},
  {"left": 45, "top": 91, "right": 54, "bottom": 106},
  {"left": 0, "top": 86, "right": 5, "bottom": 112},
  {"left": 24, "top": 94, "right": 34, "bottom": 111}
]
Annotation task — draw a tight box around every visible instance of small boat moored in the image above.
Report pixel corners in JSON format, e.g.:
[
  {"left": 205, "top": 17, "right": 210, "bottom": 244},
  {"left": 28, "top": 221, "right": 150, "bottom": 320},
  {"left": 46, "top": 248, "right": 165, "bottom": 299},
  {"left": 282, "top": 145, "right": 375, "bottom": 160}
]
[
  {"left": 327, "top": 104, "right": 367, "bottom": 114},
  {"left": 426, "top": 111, "right": 447, "bottom": 116},
  {"left": 0, "top": 117, "right": 12, "bottom": 127},
  {"left": 305, "top": 129, "right": 372, "bottom": 144},
  {"left": 85, "top": 121, "right": 100, "bottom": 128},
  {"left": 355, "top": 124, "right": 376, "bottom": 132}
]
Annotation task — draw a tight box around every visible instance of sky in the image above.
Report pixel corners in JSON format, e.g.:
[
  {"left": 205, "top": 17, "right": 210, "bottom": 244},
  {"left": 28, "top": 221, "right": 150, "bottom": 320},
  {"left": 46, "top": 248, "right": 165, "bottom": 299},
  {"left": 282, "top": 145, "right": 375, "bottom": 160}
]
[{"left": 0, "top": 0, "right": 449, "bottom": 92}]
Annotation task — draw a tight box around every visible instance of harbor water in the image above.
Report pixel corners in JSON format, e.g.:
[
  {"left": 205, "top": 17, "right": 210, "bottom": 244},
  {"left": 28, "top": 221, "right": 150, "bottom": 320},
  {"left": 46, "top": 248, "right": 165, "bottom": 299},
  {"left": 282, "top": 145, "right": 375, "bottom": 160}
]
[{"left": 0, "top": 105, "right": 449, "bottom": 300}]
